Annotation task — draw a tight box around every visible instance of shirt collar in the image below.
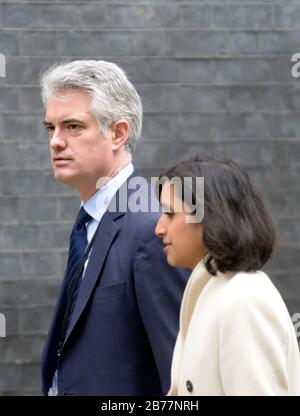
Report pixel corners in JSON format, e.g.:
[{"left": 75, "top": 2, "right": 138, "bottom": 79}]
[{"left": 82, "top": 163, "right": 134, "bottom": 222}]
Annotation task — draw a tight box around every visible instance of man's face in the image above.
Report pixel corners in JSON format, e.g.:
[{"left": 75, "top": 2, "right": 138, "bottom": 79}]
[{"left": 44, "top": 89, "right": 114, "bottom": 200}]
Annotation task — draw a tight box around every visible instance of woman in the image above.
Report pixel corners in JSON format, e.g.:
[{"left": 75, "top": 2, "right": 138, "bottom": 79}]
[{"left": 155, "top": 156, "right": 300, "bottom": 396}]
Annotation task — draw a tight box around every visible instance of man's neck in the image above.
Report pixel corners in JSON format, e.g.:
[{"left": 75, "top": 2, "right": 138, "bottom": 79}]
[{"left": 76, "top": 157, "right": 132, "bottom": 203}]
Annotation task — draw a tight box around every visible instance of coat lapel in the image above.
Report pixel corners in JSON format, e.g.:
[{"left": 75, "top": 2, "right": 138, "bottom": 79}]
[{"left": 180, "top": 261, "right": 211, "bottom": 339}]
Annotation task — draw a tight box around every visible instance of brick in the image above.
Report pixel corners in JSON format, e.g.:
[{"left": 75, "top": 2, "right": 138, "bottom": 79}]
[
  {"left": 20, "top": 31, "right": 57, "bottom": 56},
  {"left": 2, "top": 114, "right": 45, "bottom": 141},
  {"left": 77, "top": 4, "right": 179, "bottom": 29},
  {"left": 228, "top": 31, "right": 285, "bottom": 55},
  {"left": 0, "top": 87, "right": 19, "bottom": 112},
  {"left": 0, "top": 196, "right": 19, "bottom": 222},
  {"left": 0, "top": 142, "right": 19, "bottom": 168},
  {"left": 2, "top": 3, "right": 74, "bottom": 29},
  {"left": 274, "top": 5, "right": 300, "bottom": 28},
  {"left": 247, "top": 164, "right": 300, "bottom": 191},
  {"left": 276, "top": 30, "right": 300, "bottom": 55},
  {"left": 17, "top": 142, "right": 51, "bottom": 169},
  {"left": 142, "top": 111, "right": 300, "bottom": 143},
  {"left": 58, "top": 195, "right": 80, "bottom": 221},
  {"left": 0, "top": 334, "right": 45, "bottom": 363},
  {"left": 20, "top": 87, "right": 43, "bottom": 112},
  {"left": 0, "top": 306, "right": 18, "bottom": 335},
  {"left": 21, "top": 251, "right": 62, "bottom": 278},
  {"left": 164, "top": 30, "right": 227, "bottom": 56},
  {"left": 2, "top": 224, "right": 40, "bottom": 250},
  {"left": 142, "top": 113, "right": 181, "bottom": 141},
  {"left": 76, "top": 4, "right": 111, "bottom": 28},
  {"left": 4, "top": 56, "right": 55, "bottom": 85},
  {"left": 0, "top": 31, "right": 19, "bottom": 55},
  {"left": 225, "top": 84, "right": 300, "bottom": 112},
  {"left": 2, "top": 170, "right": 70, "bottom": 196},
  {"left": 285, "top": 300, "right": 300, "bottom": 328},
  {"left": 264, "top": 190, "right": 300, "bottom": 217},
  {"left": 213, "top": 5, "right": 272, "bottom": 29},
  {"left": 57, "top": 31, "right": 130, "bottom": 57},
  {"left": 0, "top": 252, "right": 21, "bottom": 279},
  {"left": 0, "top": 114, "right": 3, "bottom": 137},
  {"left": 179, "top": 4, "right": 211, "bottom": 28},
  {"left": 272, "top": 55, "right": 298, "bottom": 82},
  {"left": 225, "top": 85, "right": 278, "bottom": 112},
  {"left": 163, "top": 85, "right": 226, "bottom": 111},
  {"left": 116, "top": 57, "right": 181, "bottom": 84},
  {"left": 136, "top": 85, "right": 164, "bottom": 112},
  {"left": 142, "top": 85, "right": 298, "bottom": 113},
  {"left": 181, "top": 57, "right": 274, "bottom": 83},
  {"left": 19, "top": 306, "right": 54, "bottom": 333},
  {"left": 129, "top": 31, "right": 165, "bottom": 56},
  {"left": 266, "top": 246, "right": 300, "bottom": 273},
  {"left": 269, "top": 272, "right": 300, "bottom": 302},
  {"left": 114, "top": 4, "right": 179, "bottom": 29},
  {"left": 20, "top": 196, "right": 58, "bottom": 222},
  {"left": 275, "top": 217, "right": 300, "bottom": 246},
  {"left": 0, "top": 279, "right": 60, "bottom": 307},
  {"left": 0, "top": 142, "right": 50, "bottom": 170},
  {"left": 38, "top": 223, "right": 71, "bottom": 250},
  {"left": 0, "top": 363, "right": 41, "bottom": 390},
  {"left": 135, "top": 140, "right": 300, "bottom": 168}
]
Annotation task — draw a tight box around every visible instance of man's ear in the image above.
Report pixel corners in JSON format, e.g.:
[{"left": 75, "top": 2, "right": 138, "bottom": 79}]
[{"left": 111, "top": 119, "right": 129, "bottom": 151}]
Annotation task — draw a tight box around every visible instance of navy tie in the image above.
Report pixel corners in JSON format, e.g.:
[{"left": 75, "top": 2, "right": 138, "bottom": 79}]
[{"left": 65, "top": 207, "right": 92, "bottom": 326}]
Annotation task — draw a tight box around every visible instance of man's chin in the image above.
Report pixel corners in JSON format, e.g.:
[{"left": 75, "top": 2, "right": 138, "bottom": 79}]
[{"left": 53, "top": 170, "right": 76, "bottom": 186}]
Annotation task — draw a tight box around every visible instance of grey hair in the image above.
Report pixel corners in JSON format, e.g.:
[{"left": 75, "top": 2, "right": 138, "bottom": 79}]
[{"left": 40, "top": 60, "right": 143, "bottom": 153}]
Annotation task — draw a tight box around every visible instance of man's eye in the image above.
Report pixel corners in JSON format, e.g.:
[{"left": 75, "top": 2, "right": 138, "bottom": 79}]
[
  {"left": 68, "top": 124, "right": 81, "bottom": 130},
  {"left": 165, "top": 212, "right": 175, "bottom": 219},
  {"left": 45, "top": 126, "right": 55, "bottom": 133}
]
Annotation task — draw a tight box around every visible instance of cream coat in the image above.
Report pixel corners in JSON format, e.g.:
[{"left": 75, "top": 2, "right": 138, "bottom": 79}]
[{"left": 168, "top": 261, "right": 300, "bottom": 396}]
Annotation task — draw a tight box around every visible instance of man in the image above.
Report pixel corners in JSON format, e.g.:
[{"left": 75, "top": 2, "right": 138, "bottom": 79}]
[{"left": 40, "top": 60, "right": 188, "bottom": 396}]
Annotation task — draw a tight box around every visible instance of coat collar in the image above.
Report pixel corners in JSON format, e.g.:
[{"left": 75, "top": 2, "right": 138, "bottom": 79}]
[{"left": 180, "top": 260, "right": 212, "bottom": 339}]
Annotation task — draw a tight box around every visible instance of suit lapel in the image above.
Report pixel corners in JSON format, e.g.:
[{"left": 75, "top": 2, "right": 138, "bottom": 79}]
[
  {"left": 55, "top": 172, "right": 141, "bottom": 349},
  {"left": 63, "top": 209, "right": 123, "bottom": 347}
]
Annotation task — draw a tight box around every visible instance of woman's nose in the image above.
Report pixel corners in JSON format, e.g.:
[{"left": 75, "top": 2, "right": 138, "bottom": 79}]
[{"left": 155, "top": 215, "right": 167, "bottom": 237}]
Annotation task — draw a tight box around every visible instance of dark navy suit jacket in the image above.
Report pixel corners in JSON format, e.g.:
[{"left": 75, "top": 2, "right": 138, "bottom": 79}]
[{"left": 41, "top": 174, "right": 189, "bottom": 395}]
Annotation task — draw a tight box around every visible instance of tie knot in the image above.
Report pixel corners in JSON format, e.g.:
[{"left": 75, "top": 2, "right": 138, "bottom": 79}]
[{"left": 75, "top": 207, "right": 92, "bottom": 229}]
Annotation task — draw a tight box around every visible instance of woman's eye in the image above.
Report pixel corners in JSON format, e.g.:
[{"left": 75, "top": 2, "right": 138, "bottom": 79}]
[{"left": 165, "top": 212, "right": 175, "bottom": 219}]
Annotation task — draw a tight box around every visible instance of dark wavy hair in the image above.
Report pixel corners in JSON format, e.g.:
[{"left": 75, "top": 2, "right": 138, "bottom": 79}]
[{"left": 158, "top": 156, "right": 276, "bottom": 275}]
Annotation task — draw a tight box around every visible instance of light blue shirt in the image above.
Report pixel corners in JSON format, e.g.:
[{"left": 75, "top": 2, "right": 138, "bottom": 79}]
[{"left": 48, "top": 162, "right": 134, "bottom": 396}]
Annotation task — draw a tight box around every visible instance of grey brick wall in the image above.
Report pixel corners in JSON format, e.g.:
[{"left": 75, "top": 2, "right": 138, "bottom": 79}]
[{"left": 0, "top": 0, "right": 299, "bottom": 395}]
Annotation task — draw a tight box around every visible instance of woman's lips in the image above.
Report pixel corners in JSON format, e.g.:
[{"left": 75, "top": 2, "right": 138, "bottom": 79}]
[{"left": 163, "top": 244, "right": 172, "bottom": 253}]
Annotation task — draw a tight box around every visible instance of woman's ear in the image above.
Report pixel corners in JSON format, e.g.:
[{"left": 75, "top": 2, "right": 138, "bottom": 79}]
[{"left": 111, "top": 119, "right": 129, "bottom": 151}]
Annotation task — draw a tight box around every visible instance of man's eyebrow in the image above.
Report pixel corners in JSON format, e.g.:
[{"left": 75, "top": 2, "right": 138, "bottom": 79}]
[
  {"left": 62, "top": 118, "right": 85, "bottom": 124},
  {"left": 43, "top": 118, "right": 84, "bottom": 126}
]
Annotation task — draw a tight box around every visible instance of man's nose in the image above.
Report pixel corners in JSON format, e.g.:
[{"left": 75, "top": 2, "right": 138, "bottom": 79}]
[{"left": 49, "top": 128, "right": 67, "bottom": 150}]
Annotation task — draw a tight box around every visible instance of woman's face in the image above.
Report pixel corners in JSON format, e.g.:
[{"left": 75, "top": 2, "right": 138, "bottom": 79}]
[{"left": 155, "top": 182, "right": 207, "bottom": 270}]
